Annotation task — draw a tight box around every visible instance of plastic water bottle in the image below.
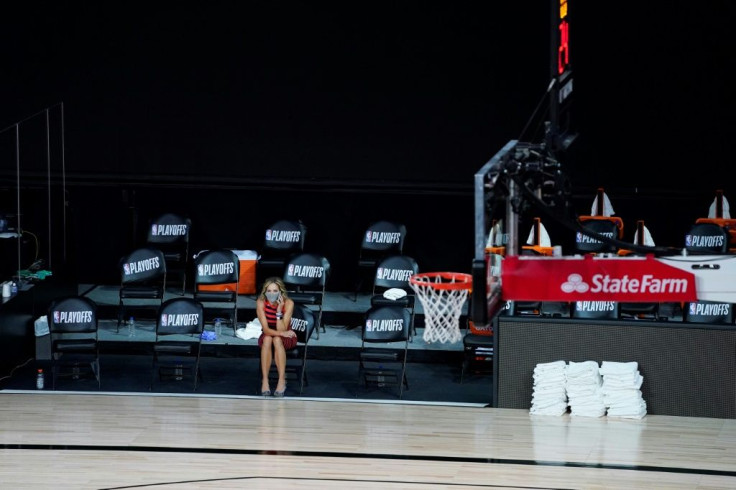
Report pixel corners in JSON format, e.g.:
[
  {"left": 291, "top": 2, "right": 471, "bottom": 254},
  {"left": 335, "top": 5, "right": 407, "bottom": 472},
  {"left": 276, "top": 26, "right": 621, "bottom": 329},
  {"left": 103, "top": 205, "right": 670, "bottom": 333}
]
[
  {"left": 11, "top": 281, "right": 18, "bottom": 295},
  {"left": 36, "top": 369, "right": 44, "bottom": 390},
  {"left": 214, "top": 318, "right": 223, "bottom": 337},
  {"left": 128, "top": 316, "right": 136, "bottom": 338}
]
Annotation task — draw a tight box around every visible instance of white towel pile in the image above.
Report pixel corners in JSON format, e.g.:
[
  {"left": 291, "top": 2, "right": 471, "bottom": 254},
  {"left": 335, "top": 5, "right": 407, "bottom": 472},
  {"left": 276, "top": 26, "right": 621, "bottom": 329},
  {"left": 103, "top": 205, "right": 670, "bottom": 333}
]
[
  {"left": 530, "top": 360, "right": 568, "bottom": 416},
  {"left": 599, "top": 361, "right": 647, "bottom": 419},
  {"left": 566, "top": 361, "right": 606, "bottom": 417}
]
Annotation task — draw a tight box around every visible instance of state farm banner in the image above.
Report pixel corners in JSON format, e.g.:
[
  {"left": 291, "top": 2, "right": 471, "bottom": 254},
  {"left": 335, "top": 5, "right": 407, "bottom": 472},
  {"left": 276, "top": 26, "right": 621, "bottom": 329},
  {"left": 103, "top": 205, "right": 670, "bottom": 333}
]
[{"left": 501, "top": 255, "right": 697, "bottom": 302}]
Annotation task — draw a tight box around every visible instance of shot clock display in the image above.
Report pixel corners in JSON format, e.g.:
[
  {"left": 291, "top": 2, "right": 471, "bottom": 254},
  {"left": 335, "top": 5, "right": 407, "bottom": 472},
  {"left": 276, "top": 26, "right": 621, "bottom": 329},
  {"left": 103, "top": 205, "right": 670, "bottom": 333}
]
[
  {"left": 549, "top": 0, "right": 575, "bottom": 151},
  {"left": 557, "top": 0, "right": 570, "bottom": 77}
]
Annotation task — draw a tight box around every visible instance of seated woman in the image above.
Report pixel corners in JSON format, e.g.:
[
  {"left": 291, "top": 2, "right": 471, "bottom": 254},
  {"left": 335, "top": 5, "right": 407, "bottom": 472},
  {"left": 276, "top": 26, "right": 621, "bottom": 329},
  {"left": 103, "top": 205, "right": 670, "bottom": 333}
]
[{"left": 256, "top": 277, "right": 297, "bottom": 397}]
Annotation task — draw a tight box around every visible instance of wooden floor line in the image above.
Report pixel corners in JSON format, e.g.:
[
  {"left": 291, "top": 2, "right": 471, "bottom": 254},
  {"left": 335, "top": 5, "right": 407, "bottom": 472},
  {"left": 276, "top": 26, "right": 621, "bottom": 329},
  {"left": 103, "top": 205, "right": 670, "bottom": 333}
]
[
  {"left": 6, "top": 443, "right": 736, "bottom": 478},
  {"left": 1, "top": 388, "right": 488, "bottom": 407},
  {"left": 99, "top": 475, "right": 514, "bottom": 490}
]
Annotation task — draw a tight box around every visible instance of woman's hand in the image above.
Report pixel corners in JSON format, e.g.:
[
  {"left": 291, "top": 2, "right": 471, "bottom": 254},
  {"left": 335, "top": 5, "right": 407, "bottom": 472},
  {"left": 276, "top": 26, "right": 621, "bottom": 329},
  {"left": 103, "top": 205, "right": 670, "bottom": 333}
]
[
  {"left": 276, "top": 295, "right": 285, "bottom": 314},
  {"left": 281, "top": 330, "right": 296, "bottom": 338}
]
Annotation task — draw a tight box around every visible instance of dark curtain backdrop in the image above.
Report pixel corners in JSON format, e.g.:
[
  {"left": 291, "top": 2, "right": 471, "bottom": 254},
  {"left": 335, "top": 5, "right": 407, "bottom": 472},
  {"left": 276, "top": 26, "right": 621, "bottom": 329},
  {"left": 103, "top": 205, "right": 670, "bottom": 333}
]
[{"left": 1, "top": 2, "right": 735, "bottom": 287}]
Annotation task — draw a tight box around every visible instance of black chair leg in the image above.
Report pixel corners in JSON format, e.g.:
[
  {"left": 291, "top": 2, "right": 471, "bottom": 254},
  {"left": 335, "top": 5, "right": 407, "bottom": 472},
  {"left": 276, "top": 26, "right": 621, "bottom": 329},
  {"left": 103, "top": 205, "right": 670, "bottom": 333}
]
[
  {"left": 193, "top": 365, "right": 202, "bottom": 391},
  {"left": 149, "top": 359, "right": 156, "bottom": 392},
  {"left": 92, "top": 359, "right": 101, "bottom": 389},
  {"left": 116, "top": 307, "right": 123, "bottom": 333},
  {"left": 353, "top": 277, "right": 364, "bottom": 302},
  {"left": 399, "top": 366, "right": 408, "bottom": 399}
]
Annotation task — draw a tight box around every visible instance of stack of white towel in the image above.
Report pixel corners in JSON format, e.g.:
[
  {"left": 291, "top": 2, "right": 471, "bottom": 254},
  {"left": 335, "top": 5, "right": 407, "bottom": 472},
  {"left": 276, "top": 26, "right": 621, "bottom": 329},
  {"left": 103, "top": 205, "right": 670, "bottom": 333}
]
[
  {"left": 566, "top": 361, "right": 606, "bottom": 417},
  {"left": 529, "top": 360, "right": 569, "bottom": 416},
  {"left": 599, "top": 361, "right": 647, "bottom": 419}
]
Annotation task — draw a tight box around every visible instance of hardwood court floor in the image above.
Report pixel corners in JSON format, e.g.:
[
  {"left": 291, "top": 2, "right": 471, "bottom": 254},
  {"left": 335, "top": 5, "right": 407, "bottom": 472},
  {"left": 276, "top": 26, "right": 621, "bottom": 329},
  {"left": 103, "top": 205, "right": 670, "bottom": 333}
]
[{"left": 1, "top": 392, "right": 735, "bottom": 489}]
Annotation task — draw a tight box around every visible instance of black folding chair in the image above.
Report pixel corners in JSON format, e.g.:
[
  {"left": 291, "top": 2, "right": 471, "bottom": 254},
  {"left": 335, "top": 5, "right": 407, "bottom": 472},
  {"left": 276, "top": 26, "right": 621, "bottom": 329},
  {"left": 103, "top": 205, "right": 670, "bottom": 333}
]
[
  {"left": 117, "top": 247, "right": 167, "bottom": 332},
  {"left": 257, "top": 219, "right": 307, "bottom": 285},
  {"left": 193, "top": 249, "right": 240, "bottom": 334},
  {"left": 369, "top": 255, "right": 419, "bottom": 341},
  {"left": 48, "top": 296, "right": 100, "bottom": 390},
  {"left": 354, "top": 221, "right": 407, "bottom": 300},
  {"left": 150, "top": 297, "right": 205, "bottom": 391},
  {"left": 359, "top": 305, "right": 411, "bottom": 399},
  {"left": 282, "top": 252, "right": 330, "bottom": 339},
  {"left": 146, "top": 213, "right": 191, "bottom": 295},
  {"left": 265, "top": 303, "right": 316, "bottom": 395}
]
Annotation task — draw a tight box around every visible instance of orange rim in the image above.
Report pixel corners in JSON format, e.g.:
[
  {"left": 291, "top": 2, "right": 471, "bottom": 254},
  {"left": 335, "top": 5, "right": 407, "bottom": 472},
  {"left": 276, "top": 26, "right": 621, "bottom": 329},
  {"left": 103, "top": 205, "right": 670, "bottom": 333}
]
[{"left": 409, "top": 272, "right": 473, "bottom": 291}]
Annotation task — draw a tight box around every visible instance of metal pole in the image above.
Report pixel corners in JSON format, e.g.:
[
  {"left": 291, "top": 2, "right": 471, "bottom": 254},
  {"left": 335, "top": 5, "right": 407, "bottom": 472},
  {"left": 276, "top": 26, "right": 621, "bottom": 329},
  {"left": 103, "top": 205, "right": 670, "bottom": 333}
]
[
  {"left": 46, "top": 108, "right": 52, "bottom": 270},
  {"left": 505, "top": 180, "right": 519, "bottom": 257},
  {"left": 548, "top": 0, "right": 560, "bottom": 141},
  {"left": 15, "top": 124, "right": 21, "bottom": 279},
  {"left": 60, "top": 102, "right": 66, "bottom": 263}
]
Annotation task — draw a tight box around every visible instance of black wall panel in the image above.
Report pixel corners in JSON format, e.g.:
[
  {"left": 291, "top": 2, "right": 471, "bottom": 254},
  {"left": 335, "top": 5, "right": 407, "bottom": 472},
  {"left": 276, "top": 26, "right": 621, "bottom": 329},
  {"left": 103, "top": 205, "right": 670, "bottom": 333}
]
[{"left": 494, "top": 317, "right": 736, "bottom": 419}]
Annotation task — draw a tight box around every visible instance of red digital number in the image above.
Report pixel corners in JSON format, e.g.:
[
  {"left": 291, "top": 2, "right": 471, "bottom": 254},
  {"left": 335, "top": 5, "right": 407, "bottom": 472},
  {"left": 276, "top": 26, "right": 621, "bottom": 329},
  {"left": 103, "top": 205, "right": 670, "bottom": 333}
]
[{"left": 558, "top": 19, "right": 569, "bottom": 75}]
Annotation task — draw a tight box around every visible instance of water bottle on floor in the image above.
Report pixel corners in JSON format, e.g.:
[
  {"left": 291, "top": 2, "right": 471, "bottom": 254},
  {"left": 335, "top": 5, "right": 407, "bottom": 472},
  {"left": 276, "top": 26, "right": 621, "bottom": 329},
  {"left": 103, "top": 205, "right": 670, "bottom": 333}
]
[
  {"left": 36, "top": 369, "right": 44, "bottom": 390},
  {"left": 128, "top": 316, "right": 136, "bottom": 337},
  {"left": 215, "top": 318, "right": 222, "bottom": 337}
]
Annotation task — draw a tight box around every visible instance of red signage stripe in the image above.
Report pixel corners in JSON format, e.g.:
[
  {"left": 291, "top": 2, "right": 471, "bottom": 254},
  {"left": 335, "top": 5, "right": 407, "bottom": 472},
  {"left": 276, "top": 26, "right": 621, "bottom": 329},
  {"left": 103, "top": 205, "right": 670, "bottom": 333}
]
[{"left": 501, "top": 255, "right": 697, "bottom": 302}]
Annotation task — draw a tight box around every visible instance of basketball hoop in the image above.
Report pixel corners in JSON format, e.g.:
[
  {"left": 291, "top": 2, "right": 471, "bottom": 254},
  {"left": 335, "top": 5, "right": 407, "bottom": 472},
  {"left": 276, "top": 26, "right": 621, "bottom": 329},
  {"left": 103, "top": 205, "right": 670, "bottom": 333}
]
[{"left": 409, "top": 272, "right": 472, "bottom": 344}]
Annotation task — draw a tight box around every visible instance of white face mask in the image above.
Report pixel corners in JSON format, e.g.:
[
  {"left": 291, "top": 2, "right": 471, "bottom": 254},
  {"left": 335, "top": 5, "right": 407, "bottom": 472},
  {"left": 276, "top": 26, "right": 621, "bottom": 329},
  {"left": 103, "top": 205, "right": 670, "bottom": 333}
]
[{"left": 265, "top": 292, "right": 280, "bottom": 303}]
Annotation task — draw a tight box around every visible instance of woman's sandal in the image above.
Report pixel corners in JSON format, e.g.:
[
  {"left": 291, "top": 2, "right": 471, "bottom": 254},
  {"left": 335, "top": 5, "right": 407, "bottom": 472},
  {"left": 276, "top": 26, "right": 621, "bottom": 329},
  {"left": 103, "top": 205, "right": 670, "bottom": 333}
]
[
  {"left": 261, "top": 390, "right": 272, "bottom": 397},
  {"left": 273, "top": 386, "right": 286, "bottom": 397}
]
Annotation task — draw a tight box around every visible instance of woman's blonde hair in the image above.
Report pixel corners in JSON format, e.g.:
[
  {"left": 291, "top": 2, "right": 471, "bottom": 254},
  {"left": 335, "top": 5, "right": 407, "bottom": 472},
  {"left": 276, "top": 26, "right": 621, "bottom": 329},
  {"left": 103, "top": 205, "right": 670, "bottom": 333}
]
[{"left": 259, "top": 277, "right": 289, "bottom": 300}]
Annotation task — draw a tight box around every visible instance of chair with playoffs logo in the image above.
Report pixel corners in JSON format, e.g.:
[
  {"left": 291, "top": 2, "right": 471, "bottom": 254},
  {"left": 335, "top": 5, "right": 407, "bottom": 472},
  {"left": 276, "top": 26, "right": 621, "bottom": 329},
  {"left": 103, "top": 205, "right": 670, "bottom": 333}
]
[
  {"left": 193, "top": 249, "right": 240, "bottom": 334},
  {"left": 370, "top": 255, "right": 419, "bottom": 341},
  {"left": 117, "top": 247, "right": 167, "bottom": 333},
  {"left": 150, "top": 297, "right": 205, "bottom": 391},
  {"left": 353, "top": 221, "right": 407, "bottom": 300},
  {"left": 575, "top": 188, "right": 624, "bottom": 255},
  {"left": 571, "top": 301, "right": 620, "bottom": 320},
  {"left": 683, "top": 222, "right": 729, "bottom": 255},
  {"left": 460, "top": 294, "right": 501, "bottom": 383},
  {"left": 266, "top": 303, "right": 316, "bottom": 395},
  {"left": 359, "top": 305, "right": 411, "bottom": 399},
  {"left": 683, "top": 300, "right": 734, "bottom": 324},
  {"left": 257, "top": 219, "right": 307, "bottom": 286},
  {"left": 693, "top": 189, "right": 736, "bottom": 253},
  {"left": 146, "top": 213, "right": 191, "bottom": 295},
  {"left": 282, "top": 253, "right": 330, "bottom": 339},
  {"left": 48, "top": 296, "right": 100, "bottom": 390},
  {"left": 619, "top": 220, "right": 661, "bottom": 321},
  {"left": 573, "top": 188, "right": 624, "bottom": 319}
]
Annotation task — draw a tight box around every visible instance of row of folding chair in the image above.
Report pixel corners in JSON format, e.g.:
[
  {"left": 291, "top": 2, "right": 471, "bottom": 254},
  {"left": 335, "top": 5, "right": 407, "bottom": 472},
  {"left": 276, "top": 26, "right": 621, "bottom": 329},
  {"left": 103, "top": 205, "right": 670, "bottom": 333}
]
[
  {"left": 46, "top": 295, "right": 208, "bottom": 392},
  {"left": 49, "top": 296, "right": 235, "bottom": 392},
  {"left": 120, "top": 241, "right": 420, "bottom": 332},
  {"left": 138, "top": 215, "right": 410, "bottom": 297},
  {"left": 135, "top": 213, "right": 412, "bottom": 318},
  {"left": 502, "top": 300, "right": 734, "bottom": 324},
  {"left": 117, "top": 248, "right": 241, "bottom": 334},
  {"left": 143, "top": 213, "right": 414, "bottom": 297},
  {"left": 48, "top": 294, "right": 409, "bottom": 397}
]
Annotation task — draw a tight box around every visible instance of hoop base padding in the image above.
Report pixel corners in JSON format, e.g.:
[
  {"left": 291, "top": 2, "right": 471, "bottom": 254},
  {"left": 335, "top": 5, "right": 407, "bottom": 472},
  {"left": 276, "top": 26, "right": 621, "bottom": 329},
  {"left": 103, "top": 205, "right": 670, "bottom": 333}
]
[{"left": 410, "top": 272, "right": 472, "bottom": 344}]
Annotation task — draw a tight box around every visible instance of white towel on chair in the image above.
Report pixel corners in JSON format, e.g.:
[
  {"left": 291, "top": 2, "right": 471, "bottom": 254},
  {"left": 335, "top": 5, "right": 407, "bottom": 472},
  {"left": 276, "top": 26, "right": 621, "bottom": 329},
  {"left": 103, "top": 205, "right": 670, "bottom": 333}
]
[
  {"left": 235, "top": 318, "right": 262, "bottom": 340},
  {"left": 709, "top": 195, "right": 731, "bottom": 219},
  {"left": 591, "top": 192, "right": 615, "bottom": 217}
]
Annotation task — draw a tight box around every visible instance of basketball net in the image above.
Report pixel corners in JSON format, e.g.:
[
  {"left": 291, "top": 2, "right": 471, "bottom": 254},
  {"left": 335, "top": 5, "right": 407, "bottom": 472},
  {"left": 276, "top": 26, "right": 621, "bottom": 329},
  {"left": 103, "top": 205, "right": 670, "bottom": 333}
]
[{"left": 410, "top": 273, "right": 471, "bottom": 344}]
